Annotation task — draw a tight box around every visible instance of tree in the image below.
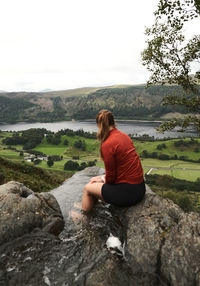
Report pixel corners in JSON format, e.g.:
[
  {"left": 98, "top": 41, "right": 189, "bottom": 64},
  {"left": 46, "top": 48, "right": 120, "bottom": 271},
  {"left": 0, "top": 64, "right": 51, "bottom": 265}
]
[
  {"left": 80, "top": 162, "right": 87, "bottom": 169},
  {"left": 142, "top": 150, "right": 149, "bottom": 158},
  {"left": 47, "top": 159, "right": 54, "bottom": 167},
  {"left": 142, "top": 0, "right": 200, "bottom": 134},
  {"left": 34, "top": 159, "right": 41, "bottom": 165},
  {"left": 64, "top": 139, "right": 69, "bottom": 146},
  {"left": 87, "top": 160, "right": 96, "bottom": 167},
  {"left": 177, "top": 194, "right": 193, "bottom": 212},
  {"left": 74, "top": 140, "right": 86, "bottom": 151},
  {"left": 64, "top": 160, "right": 79, "bottom": 171}
]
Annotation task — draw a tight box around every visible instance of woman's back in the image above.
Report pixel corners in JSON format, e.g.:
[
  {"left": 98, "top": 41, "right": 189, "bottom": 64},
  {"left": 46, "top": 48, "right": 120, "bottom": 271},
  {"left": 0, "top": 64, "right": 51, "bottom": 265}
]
[{"left": 102, "top": 128, "right": 143, "bottom": 184}]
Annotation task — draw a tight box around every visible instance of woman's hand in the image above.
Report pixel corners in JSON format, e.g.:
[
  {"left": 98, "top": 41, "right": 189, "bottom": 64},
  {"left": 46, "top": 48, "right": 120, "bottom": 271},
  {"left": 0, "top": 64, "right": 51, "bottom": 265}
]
[{"left": 90, "top": 175, "right": 105, "bottom": 183}]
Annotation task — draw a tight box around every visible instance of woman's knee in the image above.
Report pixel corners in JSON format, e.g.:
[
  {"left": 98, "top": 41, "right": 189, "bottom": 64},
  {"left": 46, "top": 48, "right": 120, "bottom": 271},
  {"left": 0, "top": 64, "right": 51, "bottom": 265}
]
[
  {"left": 84, "top": 182, "right": 92, "bottom": 194},
  {"left": 83, "top": 182, "right": 103, "bottom": 198}
]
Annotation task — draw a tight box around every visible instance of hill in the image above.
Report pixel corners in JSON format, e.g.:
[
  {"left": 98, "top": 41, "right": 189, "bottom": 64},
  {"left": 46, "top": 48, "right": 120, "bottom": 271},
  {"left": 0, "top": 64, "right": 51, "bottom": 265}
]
[
  {"left": 0, "top": 156, "right": 71, "bottom": 192},
  {"left": 0, "top": 84, "right": 188, "bottom": 123}
]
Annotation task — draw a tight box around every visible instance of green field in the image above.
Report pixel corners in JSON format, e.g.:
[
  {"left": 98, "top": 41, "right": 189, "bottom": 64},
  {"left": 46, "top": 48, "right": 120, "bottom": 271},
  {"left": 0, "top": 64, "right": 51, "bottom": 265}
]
[
  {"left": 141, "top": 158, "right": 200, "bottom": 181},
  {"left": 134, "top": 137, "right": 200, "bottom": 161},
  {"left": 141, "top": 158, "right": 200, "bottom": 169},
  {"left": 35, "top": 136, "right": 98, "bottom": 159},
  {"left": 0, "top": 149, "right": 22, "bottom": 160},
  {"left": 148, "top": 168, "right": 200, "bottom": 182},
  {"left": 0, "top": 131, "right": 200, "bottom": 182}
]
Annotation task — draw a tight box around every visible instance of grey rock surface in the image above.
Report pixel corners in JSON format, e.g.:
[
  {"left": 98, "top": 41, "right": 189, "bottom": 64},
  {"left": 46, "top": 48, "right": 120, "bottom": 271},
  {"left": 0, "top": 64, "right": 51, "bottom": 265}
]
[
  {"left": 50, "top": 166, "right": 105, "bottom": 221},
  {"left": 0, "top": 181, "right": 64, "bottom": 245},
  {"left": 0, "top": 167, "right": 200, "bottom": 286},
  {"left": 125, "top": 186, "right": 200, "bottom": 286}
]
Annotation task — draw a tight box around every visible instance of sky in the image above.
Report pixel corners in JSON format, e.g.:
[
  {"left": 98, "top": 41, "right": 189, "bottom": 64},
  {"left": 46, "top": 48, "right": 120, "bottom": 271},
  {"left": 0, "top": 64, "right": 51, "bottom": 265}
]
[{"left": 0, "top": 0, "right": 199, "bottom": 92}]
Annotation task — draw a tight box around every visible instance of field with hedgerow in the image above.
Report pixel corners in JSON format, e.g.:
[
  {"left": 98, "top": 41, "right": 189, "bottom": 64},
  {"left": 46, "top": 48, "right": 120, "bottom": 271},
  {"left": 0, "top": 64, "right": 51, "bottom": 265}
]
[{"left": 1, "top": 128, "right": 200, "bottom": 212}]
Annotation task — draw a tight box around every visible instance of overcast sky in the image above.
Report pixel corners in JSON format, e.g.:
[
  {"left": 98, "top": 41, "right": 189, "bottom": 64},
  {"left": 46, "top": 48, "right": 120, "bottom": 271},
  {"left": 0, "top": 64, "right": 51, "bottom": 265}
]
[{"left": 0, "top": 0, "right": 199, "bottom": 92}]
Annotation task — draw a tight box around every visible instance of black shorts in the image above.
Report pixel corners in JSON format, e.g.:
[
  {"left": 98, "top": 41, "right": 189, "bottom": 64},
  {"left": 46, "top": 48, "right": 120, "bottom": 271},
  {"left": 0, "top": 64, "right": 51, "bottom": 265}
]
[{"left": 101, "top": 181, "right": 146, "bottom": 207}]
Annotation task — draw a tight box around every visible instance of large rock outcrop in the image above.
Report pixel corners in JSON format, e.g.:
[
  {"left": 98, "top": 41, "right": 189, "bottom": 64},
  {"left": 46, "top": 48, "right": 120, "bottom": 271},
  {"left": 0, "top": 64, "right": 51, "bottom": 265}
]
[
  {"left": 0, "top": 167, "right": 200, "bottom": 286},
  {"left": 0, "top": 181, "right": 64, "bottom": 245}
]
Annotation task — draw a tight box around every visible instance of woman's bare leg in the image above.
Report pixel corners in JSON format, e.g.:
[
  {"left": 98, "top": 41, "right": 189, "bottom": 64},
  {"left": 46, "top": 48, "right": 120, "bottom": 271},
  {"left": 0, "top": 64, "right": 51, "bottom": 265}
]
[
  {"left": 73, "top": 202, "right": 82, "bottom": 209},
  {"left": 82, "top": 182, "right": 104, "bottom": 212}
]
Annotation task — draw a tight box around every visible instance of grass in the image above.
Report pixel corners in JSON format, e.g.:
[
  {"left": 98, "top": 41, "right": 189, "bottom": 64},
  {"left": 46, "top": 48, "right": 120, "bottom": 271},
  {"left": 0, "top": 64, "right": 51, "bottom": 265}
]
[
  {"left": 0, "top": 131, "right": 13, "bottom": 141},
  {"left": 0, "top": 156, "right": 72, "bottom": 192},
  {"left": 38, "top": 160, "right": 67, "bottom": 171},
  {"left": 42, "top": 85, "right": 135, "bottom": 98},
  {"left": 35, "top": 136, "right": 99, "bottom": 159},
  {"left": 141, "top": 158, "right": 200, "bottom": 169},
  {"left": 141, "top": 158, "right": 179, "bottom": 168},
  {"left": 96, "top": 160, "right": 104, "bottom": 168},
  {"left": 149, "top": 169, "right": 200, "bottom": 182},
  {"left": 171, "top": 170, "right": 200, "bottom": 182},
  {"left": 1, "top": 131, "right": 200, "bottom": 182},
  {"left": 0, "top": 148, "right": 22, "bottom": 161},
  {"left": 134, "top": 138, "right": 200, "bottom": 161},
  {"left": 44, "top": 87, "right": 101, "bottom": 98},
  {"left": 142, "top": 158, "right": 200, "bottom": 181}
]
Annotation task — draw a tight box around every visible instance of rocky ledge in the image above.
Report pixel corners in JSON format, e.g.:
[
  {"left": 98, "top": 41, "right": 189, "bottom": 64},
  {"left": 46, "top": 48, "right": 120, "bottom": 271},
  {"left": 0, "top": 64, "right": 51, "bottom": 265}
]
[
  {"left": 0, "top": 167, "right": 200, "bottom": 286},
  {"left": 0, "top": 181, "right": 64, "bottom": 245}
]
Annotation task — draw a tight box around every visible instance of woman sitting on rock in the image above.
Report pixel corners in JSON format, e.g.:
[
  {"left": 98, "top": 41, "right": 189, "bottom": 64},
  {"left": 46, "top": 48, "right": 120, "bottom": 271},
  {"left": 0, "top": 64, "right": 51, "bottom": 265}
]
[{"left": 82, "top": 109, "right": 146, "bottom": 212}]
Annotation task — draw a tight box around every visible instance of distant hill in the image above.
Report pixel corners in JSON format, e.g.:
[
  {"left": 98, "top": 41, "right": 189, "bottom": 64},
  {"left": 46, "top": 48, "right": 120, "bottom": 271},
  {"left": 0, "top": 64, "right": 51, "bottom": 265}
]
[
  {"left": 0, "top": 84, "right": 188, "bottom": 123},
  {"left": 40, "top": 89, "right": 53, "bottom": 93}
]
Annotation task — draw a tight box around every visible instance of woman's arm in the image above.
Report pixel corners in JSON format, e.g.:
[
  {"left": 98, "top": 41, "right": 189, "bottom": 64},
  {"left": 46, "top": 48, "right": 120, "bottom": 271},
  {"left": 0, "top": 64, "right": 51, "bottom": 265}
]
[
  {"left": 102, "top": 142, "right": 118, "bottom": 184},
  {"left": 103, "top": 151, "right": 117, "bottom": 183}
]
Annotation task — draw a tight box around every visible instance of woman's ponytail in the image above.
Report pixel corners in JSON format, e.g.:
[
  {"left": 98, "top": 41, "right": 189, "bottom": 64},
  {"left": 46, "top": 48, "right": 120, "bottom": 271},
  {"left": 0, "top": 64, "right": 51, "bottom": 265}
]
[{"left": 96, "top": 110, "right": 115, "bottom": 159}]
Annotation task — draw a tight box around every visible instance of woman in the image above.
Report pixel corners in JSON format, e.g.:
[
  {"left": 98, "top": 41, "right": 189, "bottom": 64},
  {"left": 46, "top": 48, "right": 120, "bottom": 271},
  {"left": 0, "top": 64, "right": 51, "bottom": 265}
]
[{"left": 82, "top": 109, "right": 146, "bottom": 212}]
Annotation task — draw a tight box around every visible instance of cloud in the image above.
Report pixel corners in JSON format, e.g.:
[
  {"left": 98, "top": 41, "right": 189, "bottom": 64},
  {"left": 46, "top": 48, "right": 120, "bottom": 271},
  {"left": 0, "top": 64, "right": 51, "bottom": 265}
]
[{"left": 0, "top": 0, "right": 177, "bottom": 91}]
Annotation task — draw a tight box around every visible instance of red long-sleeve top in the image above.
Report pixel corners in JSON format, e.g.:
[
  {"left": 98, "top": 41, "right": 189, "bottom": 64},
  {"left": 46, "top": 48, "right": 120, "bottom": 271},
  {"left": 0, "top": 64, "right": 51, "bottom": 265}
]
[{"left": 102, "top": 128, "right": 144, "bottom": 184}]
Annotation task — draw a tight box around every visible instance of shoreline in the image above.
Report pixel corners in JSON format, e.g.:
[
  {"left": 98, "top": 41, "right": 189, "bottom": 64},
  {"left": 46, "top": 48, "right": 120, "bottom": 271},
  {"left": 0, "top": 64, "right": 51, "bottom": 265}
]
[
  {"left": 0, "top": 120, "right": 197, "bottom": 139},
  {"left": 0, "top": 119, "right": 163, "bottom": 126}
]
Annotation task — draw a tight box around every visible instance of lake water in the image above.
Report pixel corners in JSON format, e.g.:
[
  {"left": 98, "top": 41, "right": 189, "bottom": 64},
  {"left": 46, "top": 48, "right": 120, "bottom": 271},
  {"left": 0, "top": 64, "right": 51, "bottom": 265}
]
[{"left": 0, "top": 120, "right": 197, "bottom": 139}]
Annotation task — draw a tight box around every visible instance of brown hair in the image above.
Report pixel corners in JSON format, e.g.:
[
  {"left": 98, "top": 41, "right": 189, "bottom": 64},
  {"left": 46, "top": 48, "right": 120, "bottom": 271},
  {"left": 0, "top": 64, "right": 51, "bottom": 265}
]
[{"left": 96, "top": 110, "right": 115, "bottom": 159}]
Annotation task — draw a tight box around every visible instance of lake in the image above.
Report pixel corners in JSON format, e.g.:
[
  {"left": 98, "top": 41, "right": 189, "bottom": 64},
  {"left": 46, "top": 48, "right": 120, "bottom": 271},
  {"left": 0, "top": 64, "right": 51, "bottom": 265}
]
[{"left": 0, "top": 120, "right": 197, "bottom": 139}]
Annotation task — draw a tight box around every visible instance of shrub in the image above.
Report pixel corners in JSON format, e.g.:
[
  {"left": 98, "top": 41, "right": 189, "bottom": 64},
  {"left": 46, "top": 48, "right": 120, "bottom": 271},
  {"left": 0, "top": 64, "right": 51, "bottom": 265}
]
[
  {"left": 48, "top": 155, "right": 62, "bottom": 161},
  {"left": 157, "top": 143, "right": 166, "bottom": 150},
  {"left": 87, "top": 160, "right": 96, "bottom": 167},
  {"left": 47, "top": 159, "right": 54, "bottom": 167},
  {"left": 141, "top": 150, "right": 148, "bottom": 158},
  {"left": 64, "top": 160, "right": 79, "bottom": 171},
  {"left": 0, "top": 173, "right": 5, "bottom": 185},
  {"left": 72, "top": 156, "right": 80, "bottom": 160},
  {"left": 74, "top": 140, "right": 86, "bottom": 151},
  {"left": 158, "top": 154, "right": 169, "bottom": 160},
  {"left": 151, "top": 152, "right": 158, "bottom": 158},
  {"left": 78, "top": 162, "right": 87, "bottom": 170},
  {"left": 64, "top": 139, "right": 69, "bottom": 146},
  {"left": 34, "top": 159, "right": 41, "bottom": 165},
  {"left": 179, "top": 155, "right": 188, "bottom": 161},
  {"left": 177, "top": 195, "right": 193, "bottom": 212}
]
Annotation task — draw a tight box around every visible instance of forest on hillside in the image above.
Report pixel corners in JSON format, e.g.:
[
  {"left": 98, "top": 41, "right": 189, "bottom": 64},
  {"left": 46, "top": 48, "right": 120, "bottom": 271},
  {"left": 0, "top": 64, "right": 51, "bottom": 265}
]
[{"left": 0, "top": 85, "right": 188, "bottom": 123}]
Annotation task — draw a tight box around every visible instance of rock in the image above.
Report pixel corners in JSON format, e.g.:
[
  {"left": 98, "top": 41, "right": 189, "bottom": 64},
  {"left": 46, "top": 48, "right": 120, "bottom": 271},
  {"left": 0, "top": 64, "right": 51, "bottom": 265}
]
[
  {"left": 0, "top": 181, "right": 64, "bottom": 245},
  {"left": 50, "top": 165, "right": 105, "bottom": 221},
  {"left": 0, "top": 168, "right": 200, "bottom": 286},
  {"left": 125, "top": 185, "right": 200, "bottom": 286}
]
